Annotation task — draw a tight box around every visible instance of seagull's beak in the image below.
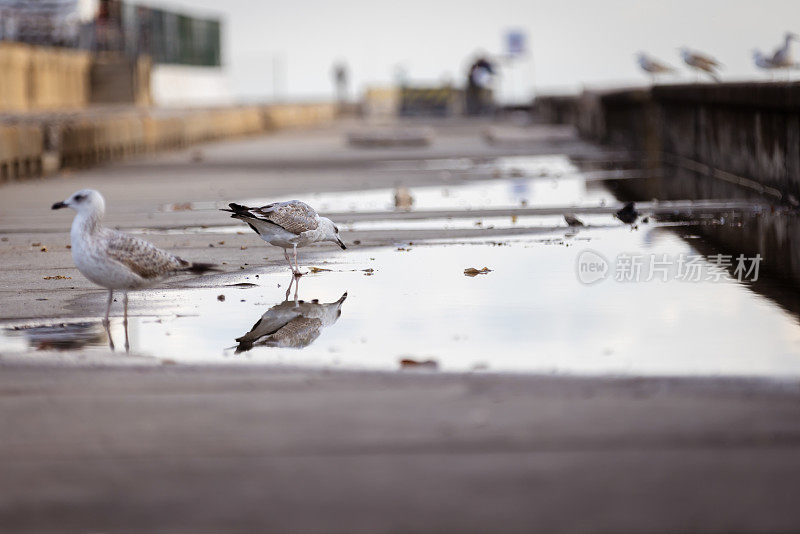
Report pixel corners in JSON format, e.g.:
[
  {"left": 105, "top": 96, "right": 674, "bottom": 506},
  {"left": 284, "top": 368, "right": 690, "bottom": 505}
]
[
  {"left": 337, "top": 238, "right": 347, "bottom": 250},
  {"left": 51, "top": 201, "right": 67, "bottom": 210}
]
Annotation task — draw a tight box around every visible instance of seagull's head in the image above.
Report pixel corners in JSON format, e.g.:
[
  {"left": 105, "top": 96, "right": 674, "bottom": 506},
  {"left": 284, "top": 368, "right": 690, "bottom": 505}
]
[
  {"left": 320, "top": 217, "right": 346, "bottom": 250},
  {"left": 786, "top": 32, "right": 799, "bottom": 42},
  {"left": 52, "top": 189, "right": 105, "bottom": 217}
]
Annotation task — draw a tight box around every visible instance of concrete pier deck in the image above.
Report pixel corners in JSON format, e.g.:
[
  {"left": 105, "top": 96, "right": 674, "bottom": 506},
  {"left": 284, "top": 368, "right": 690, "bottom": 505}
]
[{"left": 1, "top": 119, "right": 800, "bottom": 533}]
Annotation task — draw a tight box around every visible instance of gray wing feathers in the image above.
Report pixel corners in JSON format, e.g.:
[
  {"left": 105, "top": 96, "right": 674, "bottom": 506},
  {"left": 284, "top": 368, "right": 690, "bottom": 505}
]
[
  {"left": 253, "top": 201, "right": 319, "bottom": 235},
  {"left": 105, "top": 231, "right": 188, "bottom": 279}
]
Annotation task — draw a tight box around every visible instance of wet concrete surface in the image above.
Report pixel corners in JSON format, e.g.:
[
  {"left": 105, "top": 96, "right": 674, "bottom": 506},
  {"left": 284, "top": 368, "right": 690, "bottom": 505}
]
[
  {"left": 1, "top": 118, "right": 800, "bottom": 532},
  {"left": 2, "top": 364, "right": 800, "bottom": 534}
]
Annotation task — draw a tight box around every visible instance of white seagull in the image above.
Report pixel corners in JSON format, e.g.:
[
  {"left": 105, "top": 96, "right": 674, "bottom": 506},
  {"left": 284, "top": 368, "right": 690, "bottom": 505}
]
[
  {"left": 771, "top": 32, "right": 800, "bottom": 69},
  {"left": 52, "top": 189, "right": 217, "bottom": 350},
  {"left": 679, "top": 48, "right": 722, "bottom": 82},
  {"left": 222, "top": 200, "right": 346, "bottom": 275},
  {"left": 636, "top": 52, "right": 676, "bottom": 83}
]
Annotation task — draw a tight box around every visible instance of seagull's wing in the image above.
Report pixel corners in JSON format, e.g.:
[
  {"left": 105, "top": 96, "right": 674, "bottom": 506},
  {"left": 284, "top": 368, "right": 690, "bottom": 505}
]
[
  {"left": 650, "top": 59, "right": 675, "bottom": 72},
  {"left": 104, "top": 230, "right": 187, "bottom": 279},
  {"left": 236, "top": 302, "right": 302, "bottom": 345},
  {"left": 261, "top": 316, "right": 323, "bottom": 348},
  {"left": 694, "top": 53, "right": 721, "bottom": 68},
  {"left": 248, "top": 201, "right": 320, "bottom": 235}
]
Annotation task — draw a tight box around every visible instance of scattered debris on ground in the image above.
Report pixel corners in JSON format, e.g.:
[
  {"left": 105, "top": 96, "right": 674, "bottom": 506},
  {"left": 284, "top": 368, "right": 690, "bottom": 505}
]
[
  {"left": 399, "top": 358, "right": 439, "bottom": 370},
  {"left": 464, "top": 267, "right": 492, "bottom": 277}
]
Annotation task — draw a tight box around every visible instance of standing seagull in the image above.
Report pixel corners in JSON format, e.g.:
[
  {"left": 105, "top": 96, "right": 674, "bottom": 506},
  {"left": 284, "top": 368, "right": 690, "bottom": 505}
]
[
  {"left": 637, "top": 52, "right": 676, "bottom": 83},
  {"left": 680, "top": 48, "right": 722, "bottom": 82},
  {"left": 614, "top": 202, "right": 640, "bottom": 225},
  {"left": 771, "top": 32, "right": 800, "bottom": 79},
  {"left": 753, "top": 49, "right": 778, "bottom": 71},
  {"left": 771, "top": 32, "right": 799, "bottom": 69},
  {"left": 222, "top": 200, "right": 346, "bottom": 275},
  {"left": 52, "top": 189, "right": 217, "bottom": 350}
]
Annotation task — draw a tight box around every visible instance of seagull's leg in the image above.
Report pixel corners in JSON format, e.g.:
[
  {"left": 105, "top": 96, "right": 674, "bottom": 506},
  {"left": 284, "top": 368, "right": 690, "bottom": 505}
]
[
  {"left": 283, "top": 248, "right": 295, "bottom": 274},
  {"left": 293, "top": 273, "right": 300, "bottom": 303},
  {"left": 104, "top": 289, "right": 113, "bottom": 326},
  {"left": 123, "top": 292, "right": 130, "bottom": 353},
  {"left": 104, "top": 289, "right": 115, "bottom": 350},
  {"left": 285, "top": 272, "right": 295, "bottom": 300},
  {"left": 293, "top": 245, "right": 301, "bottom": 276}
]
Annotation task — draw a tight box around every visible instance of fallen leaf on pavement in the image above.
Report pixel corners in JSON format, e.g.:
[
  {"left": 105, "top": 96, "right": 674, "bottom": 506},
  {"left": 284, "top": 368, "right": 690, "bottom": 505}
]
[
  {"left": 399, "top": 358, "right": 438, "bottom": 370},
  {"left": 464, "top": 267, "right": 492, "bottom": 277}
]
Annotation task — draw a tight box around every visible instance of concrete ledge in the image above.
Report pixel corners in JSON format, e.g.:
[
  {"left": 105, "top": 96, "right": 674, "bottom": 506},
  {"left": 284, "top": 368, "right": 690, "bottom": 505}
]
[
  {"left": 0, "top": 102, "right": 336, "bottom": 182},
  {"left": 653, "top": 81, "right": 800, "bottom": 110}
]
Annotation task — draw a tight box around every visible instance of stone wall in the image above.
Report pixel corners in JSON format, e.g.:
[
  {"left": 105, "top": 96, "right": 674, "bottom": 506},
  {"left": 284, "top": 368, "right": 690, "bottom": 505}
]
[{"left": 561, "top": 83, "right": 800, "bottom": 285}]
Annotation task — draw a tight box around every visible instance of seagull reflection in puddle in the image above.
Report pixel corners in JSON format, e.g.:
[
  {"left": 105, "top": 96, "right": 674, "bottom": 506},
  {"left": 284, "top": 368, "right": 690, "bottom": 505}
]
[
  {"left": 11, "top": 322, "right": 108, "bottom": 351},
  {"left": 234, "top": 289, "right": 348, "bottom": 353}
]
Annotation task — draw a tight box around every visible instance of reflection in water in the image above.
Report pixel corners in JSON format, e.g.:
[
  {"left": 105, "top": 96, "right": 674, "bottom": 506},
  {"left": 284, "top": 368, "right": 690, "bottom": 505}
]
[
  {"left": 7, "top": 322, "right": 107, "bottom": 351},
  {"left": 235, "top": 291, "right": 348, "bottom": 353},
  {"left": 105, "top": 319, "right": 129, "bottom": 354}
]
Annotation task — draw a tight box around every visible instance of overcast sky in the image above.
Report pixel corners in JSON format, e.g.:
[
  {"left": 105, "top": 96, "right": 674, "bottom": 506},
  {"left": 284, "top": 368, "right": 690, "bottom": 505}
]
[{"left": 153, "top": 0, "right": 800, "bottom": 102}]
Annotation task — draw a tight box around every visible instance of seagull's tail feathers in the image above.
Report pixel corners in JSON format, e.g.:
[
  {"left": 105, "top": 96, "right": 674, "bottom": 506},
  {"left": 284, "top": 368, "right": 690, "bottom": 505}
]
[{"left": 221, "top": 203, "right": 258, "bottom": 220}]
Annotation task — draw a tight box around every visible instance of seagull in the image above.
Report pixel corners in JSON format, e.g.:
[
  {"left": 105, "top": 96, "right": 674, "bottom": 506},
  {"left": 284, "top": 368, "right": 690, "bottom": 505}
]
[
  {"left": 222, "top": 200, "right": 346, "bottom": 275},
  {"left": 563, "top": 214, "right": 585, "bottom": 227},
  {"left": 234, "top": 292, "right": 348, "bottom": 353},
  {"left": 52, "top": 189, "right": 217, "bottom": 350},
  {"left": 771, "top": 32, "right": 799, "bottom": 69},
  {"left": 753, "top": 49, "right": 778, "bottom": 71},
  {"left": 636, "top": 52, "right": 676, "bottom": 83},
  {"left": 680, "top": 48, "right": 722, "bottom": 82},
  {"left": 614, "top": 202, "right": 639, "bottom": 225}
]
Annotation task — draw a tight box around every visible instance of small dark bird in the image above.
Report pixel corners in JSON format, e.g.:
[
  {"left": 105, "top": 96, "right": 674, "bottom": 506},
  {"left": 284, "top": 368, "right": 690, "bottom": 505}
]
[
  {"left": 563, "top": 214, "right": 585, "bottom": 227},
  {"left": 615, "top": 202, "right": 639, "bottom": 224}
]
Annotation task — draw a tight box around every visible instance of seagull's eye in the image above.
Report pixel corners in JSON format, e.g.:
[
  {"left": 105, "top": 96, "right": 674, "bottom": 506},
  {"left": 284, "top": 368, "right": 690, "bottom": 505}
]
[
  {"left": 74, "top": 194, "right": 86, "bottom": 202},
  {"left": 333, "top": 225, "right": 339, "bottom": 233}
]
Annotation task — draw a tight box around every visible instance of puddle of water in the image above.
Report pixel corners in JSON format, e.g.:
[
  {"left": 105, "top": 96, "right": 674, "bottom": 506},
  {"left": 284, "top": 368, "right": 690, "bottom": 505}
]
[
  {"left": 4, "top": 227, "right": 800, "bottom": 377},
  {"left": 165, "top": 155, "right": 616, "bottom": 214},
  {"left": 264, "top": 176, "right": 614, "bottom": 213},
  {"left": 134, "top": 213, "right": 627, "bottom": 235}
]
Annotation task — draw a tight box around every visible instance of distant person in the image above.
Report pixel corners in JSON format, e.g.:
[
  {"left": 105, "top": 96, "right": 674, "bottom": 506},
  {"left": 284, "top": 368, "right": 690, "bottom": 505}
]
[
  {"left": 465, "top": 56, "right": 495, "bottom": 116},
  {"left": 332, "top": 62, "right": 349, "bottom": 111}
]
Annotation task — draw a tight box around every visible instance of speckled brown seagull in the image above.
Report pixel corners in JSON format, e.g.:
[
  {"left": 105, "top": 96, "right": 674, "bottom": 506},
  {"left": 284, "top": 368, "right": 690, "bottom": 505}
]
[
  {"left": 680, "top": 48, "right": 722, "bottom": 82},
  {"left": 222, "top": 200, "right": 346, "bottom": 275},
  {"left": 52, "top": 189, "right": 217, "bottom": 350}
]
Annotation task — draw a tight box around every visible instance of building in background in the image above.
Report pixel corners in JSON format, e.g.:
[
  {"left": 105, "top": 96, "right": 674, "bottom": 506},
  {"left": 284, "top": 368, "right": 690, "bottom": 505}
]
[{"left": 0, "top": 0, "right": 230, "bottom": 107}]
